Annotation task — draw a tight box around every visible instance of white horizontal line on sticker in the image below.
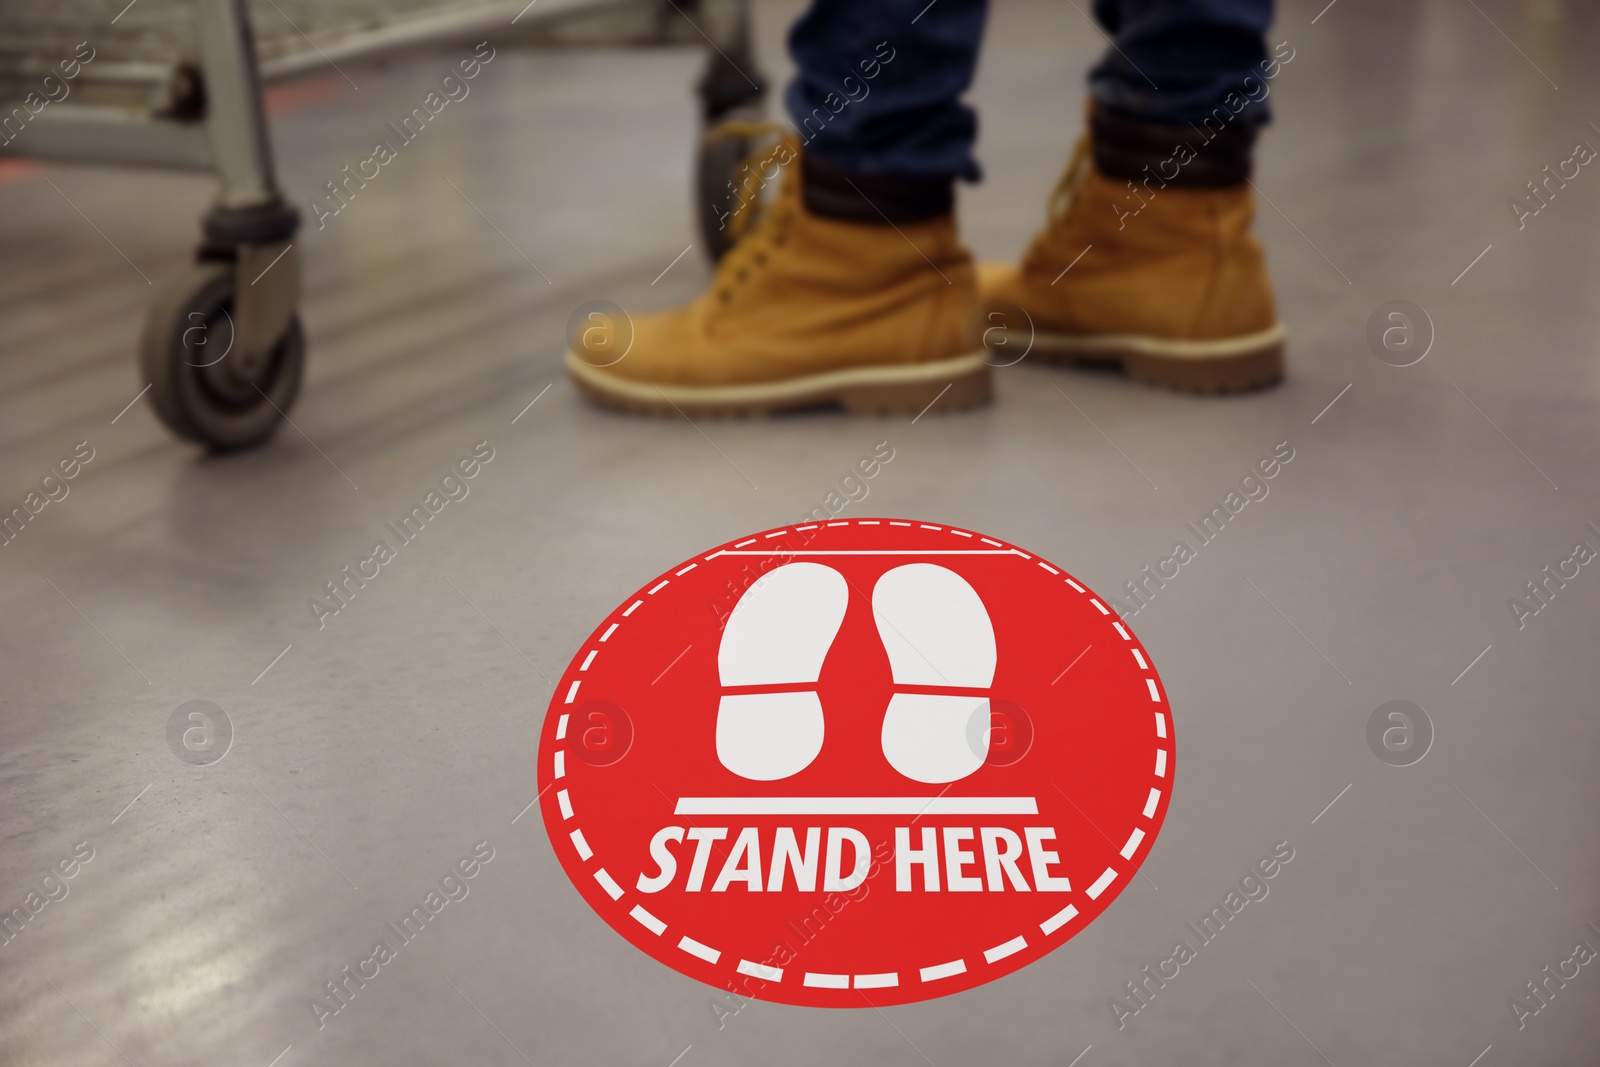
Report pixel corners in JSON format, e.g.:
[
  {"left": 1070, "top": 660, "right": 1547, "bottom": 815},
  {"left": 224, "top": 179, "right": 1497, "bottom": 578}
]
[
  {"left": 675, "top": 796, "right": 1038, "bottom": 815},
  {"left": 622, "top": 600, "right": 643, "bottom": 616},
  {"left": 600, "top": 623, "right": 619, "bottom": 642},
  {"left": 738, "top": 960, "right": 782, "bottom": 981},
  {"left": 715, "top": 549, "right": 1022, "bottom": 557},
  {"left": 920, "top": 959, "right": 966, "bottom": 981},
  {"left": 764, "top": 530, "right": 787, "bottom": 538},
  {"left": 630, "top": 905, "right": 665, "bottom": 935},
  {"left": 734, "top": 538, "right": 758, "bottom": 547},
  {"left": 803, "top": 972, "right": 848, "bottom": 988},
  {"left": 1066, "top": 578, "right": 1085, "bottom": 592},
  {"left": 676, "top": 562, "right": 699, "bottom": 575},
  {"left": 647, "top": 580, "right": 670, "bottom": 595},
  {"left": 854, "top": 972, "right": 898, "bottom": 988},
  {"left": 1041, "top": 904, "right": 1079, "bottom": 935},
  {"left": 1037, "top": 562, "right": 1060, "bottom": 575},
  {"left": 984, "top": 936, "right": 1026, "bottom": 963},
  {"left": 1089, "top": 599, "right": 1110, "bottom": 615},
  {"left": 678, "top": 936, "right": 719, "bottom": 964}
]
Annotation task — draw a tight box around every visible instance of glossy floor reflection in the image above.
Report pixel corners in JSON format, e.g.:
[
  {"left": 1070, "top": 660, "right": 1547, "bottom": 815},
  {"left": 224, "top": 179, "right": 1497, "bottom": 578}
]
[{"left": 2, "top": 1, "right": 1599, "bottom": 1065}]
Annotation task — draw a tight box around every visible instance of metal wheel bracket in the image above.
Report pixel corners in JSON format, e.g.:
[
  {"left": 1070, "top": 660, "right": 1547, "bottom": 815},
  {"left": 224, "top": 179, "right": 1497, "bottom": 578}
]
[{"left": 234, "top": 241, "right": 299, "bottom": 376}]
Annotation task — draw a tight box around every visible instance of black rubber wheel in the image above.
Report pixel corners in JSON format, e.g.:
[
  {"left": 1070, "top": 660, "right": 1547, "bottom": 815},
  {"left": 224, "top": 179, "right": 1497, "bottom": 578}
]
[
  {"left": 696, "top": 126, "right": 757, "bottom": 264},
  {"left": 139, "top": 260, "right": 305, "bottom": 452}
]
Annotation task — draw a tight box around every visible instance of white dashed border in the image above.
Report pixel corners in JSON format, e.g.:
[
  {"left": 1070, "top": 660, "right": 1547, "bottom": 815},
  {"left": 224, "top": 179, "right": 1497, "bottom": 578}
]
[{"left": 539, "top": 519, "right": 1170, "bottom": 999}]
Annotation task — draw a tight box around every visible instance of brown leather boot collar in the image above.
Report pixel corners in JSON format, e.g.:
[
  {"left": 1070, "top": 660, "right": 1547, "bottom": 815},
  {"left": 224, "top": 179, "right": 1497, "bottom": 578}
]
[
  {"left": 1091, "top": 106, "right": 1257, "bottom": 188},
  {"left": 801, "top": 151, "right": 955, "bottom": 225}
]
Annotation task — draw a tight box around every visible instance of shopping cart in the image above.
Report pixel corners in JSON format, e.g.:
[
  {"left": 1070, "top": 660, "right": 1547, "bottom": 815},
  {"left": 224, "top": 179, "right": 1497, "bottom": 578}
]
[{"left": 0, "top": 0, "right": 767, "bottom": 449}]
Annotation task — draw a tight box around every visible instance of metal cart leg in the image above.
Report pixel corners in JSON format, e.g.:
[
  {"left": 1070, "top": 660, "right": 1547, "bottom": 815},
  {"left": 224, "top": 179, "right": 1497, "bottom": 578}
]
[
  {"left": 140, "top": 0, "right": 306, "bottom": 451},
  {"left": 196, "top": 0, "right": 300, "bottom": 379},
  {"left": 691, "top": 0, "right": 767, "bottom": 125},
  {"left": 686, "top": 0, "right": 770, "bottom": 262}
]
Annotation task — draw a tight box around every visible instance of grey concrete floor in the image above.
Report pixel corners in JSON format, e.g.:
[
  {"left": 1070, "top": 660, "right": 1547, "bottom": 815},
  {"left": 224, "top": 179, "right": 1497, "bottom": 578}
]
[{"left": 3, "top": 0, "right": 1600, "bottom": 1064}]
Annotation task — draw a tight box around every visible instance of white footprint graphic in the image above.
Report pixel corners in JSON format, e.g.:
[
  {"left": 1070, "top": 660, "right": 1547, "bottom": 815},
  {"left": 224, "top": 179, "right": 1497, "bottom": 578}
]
[
  {"left": 716, "top": 562, "right": 848, "bottom": 780},
  {"left": 873, "top": 563, "right": 998, "bottom": 783}
]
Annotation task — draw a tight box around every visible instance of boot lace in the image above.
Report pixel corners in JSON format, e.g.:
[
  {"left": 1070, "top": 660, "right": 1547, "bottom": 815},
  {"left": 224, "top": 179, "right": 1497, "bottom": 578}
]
[
  {"left": 1021, "top": 133, "right": 1093, "bottom": 274},
  {"left": 1046, "top": 134, "right": 1093, "bottom": 227},
  {"left": 701, "top": 122, "right": 801, "bottom": 303}
]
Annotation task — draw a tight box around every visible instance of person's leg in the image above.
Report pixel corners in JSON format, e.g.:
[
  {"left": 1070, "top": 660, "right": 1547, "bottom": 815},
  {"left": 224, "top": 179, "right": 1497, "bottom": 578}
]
[
  {"left": 1089, "top": 0, "right": 1274, "bottom": 131},
  {"left": 979, "top": 0, "right": 1286, "bottom": 394},
  {"left": 567, "top": 1, "right": 995, "bottom": 417},
  {"left": 786, "top": 0, "right": 987, "bottom": 184},
  {"left": 1088, "top": 0, "right": 1276, "bottom": 187}
]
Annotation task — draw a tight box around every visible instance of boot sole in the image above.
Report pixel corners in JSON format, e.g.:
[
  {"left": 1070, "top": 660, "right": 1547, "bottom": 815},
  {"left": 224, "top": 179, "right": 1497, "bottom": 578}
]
[
  {"left": 565, "top": 350, "right": 992, "bottom": 417},
  {"left": 1012, "top": 322, "right": 1286, "bottom": 394}
]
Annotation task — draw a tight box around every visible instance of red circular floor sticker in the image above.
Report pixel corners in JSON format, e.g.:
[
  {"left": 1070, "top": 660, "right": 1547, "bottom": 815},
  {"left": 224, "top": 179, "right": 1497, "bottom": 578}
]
[{"left": 538, "top": 519, "right": 1173, "bottom": 1007}]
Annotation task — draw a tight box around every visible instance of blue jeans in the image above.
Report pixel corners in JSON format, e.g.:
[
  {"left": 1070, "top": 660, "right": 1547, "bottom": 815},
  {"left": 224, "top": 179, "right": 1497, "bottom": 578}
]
[{"left": 786, "top": 0, "right": 1275, "bottom": 180}]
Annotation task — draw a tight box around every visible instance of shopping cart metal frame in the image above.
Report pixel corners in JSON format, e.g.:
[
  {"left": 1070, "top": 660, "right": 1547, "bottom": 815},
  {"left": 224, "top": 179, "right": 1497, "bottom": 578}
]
[{"left": 0, "top": 0, "right": 766, "bottom": 449}]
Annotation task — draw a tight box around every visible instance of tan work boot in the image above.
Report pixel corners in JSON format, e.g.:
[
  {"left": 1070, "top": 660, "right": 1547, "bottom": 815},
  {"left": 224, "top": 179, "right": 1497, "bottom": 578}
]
[
  {"left": 981, "top": 121, "right": 1284, "bottom": 393},
  {"left": 566, "top": 134, "right": 988, "bottom": 416}
]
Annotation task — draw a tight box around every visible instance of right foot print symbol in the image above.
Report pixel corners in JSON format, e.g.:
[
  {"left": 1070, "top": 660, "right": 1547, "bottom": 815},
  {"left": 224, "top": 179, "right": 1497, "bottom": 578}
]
[
  {"left": 873, "top": 563, "right": 998, "bottom": 784},
  {"left": 716, "top": 562, "right": 848, "bottom": 780}
]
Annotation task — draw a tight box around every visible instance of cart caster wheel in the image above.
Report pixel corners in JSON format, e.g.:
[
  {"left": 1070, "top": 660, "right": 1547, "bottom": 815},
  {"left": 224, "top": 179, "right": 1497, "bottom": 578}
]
[
  {"left": 696, "top": 117, "right": 765, "bottom": 264},
  {"left": 139, "top": 260, "right": 304, "bottom": 452}
]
